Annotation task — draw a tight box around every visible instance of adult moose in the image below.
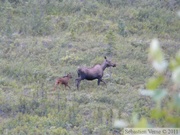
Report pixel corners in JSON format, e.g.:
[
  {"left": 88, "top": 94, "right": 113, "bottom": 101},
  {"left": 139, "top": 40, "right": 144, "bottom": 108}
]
[{"left": 76, "top": 56, "right": 116, "bottom": 89}]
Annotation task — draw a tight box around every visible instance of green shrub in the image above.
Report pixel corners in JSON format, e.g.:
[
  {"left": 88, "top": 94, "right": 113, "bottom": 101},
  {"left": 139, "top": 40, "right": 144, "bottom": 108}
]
[{"left": 51, "top": 127, "right": 68, "bottom": 135}]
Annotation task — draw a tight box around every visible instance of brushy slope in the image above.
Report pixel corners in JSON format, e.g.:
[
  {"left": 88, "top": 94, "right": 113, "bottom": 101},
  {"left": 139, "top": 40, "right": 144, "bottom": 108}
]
[{"left": 0, "top": 0, "right": 179, "bottom": 134}]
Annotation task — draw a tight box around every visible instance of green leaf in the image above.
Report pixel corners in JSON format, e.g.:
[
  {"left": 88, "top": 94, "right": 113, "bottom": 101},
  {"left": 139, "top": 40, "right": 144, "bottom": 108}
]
[
  {"left": 152, "top": 60, "right": 168, "bottom": 73},
  {"left": 169, "top": 59, "right": 179, "bottom": 70},
  {"left": 152, "top": 89, "right": 167, "bottom": 102},
  {"left": 166, "top": 116, "right": 180, "bottom": 126},
  {"left": 135, "top": 117, "right": 148, "bottom": 128},
  {"left": 175, "top": 50, "right": 180, "bottom": 63},
  {"left": 132, "top": 113, "right": 139, "bottom": 125},
  {"left": 139, "top": 89, "right": 154, "bottom": 96},
  {"left": 146, "top": 76, "right": 164, "bottom": 90},
  {"left": 149, "top": 39, "right": 164, "bottom": 62},
  {"left": 172, "top": 67, "right": 180, "bottom": 84},
  {"left": 149, "top": 39, "right": 168, "bottom": 73},
  {"left": 174, "top": 94, "right": 180, "bottom": 108},
  {"left": 170, "top": 51, "right": 180, "bottom": 70},
  {"left": 151, "top": 109, "right": 166, "bottom": 119}
]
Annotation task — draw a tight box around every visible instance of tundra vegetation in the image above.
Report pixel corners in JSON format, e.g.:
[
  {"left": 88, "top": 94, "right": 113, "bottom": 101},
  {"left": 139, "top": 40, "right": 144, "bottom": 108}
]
[{"left": 0, "top": 0, "right": 180, "bottom": 134}]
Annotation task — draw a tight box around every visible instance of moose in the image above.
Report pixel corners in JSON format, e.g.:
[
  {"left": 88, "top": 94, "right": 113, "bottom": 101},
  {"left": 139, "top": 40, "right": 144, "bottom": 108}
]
[
  {"left": 54, "top": 73, "right": 72, "bottom": 90},
  {"left": 76, "top": 56, "right": 116, "bottom": 89}
]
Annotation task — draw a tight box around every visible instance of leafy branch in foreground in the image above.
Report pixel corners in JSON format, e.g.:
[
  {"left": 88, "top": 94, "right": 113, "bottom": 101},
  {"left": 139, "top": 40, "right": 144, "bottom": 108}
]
[{"left": 115, "top": 38, "right": 180, "bottom": 128}]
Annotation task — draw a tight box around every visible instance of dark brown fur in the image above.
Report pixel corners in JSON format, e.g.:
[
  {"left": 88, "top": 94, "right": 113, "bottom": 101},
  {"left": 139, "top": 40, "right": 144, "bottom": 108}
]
[{"left": 76, "top": 57, "right": 116, "bottom": 89}]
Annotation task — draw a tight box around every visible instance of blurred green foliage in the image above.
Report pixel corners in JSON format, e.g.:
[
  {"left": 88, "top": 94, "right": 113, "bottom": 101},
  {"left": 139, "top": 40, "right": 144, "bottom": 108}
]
[{"left": 131, "top": 39, "right": 180, "bottom": 128}]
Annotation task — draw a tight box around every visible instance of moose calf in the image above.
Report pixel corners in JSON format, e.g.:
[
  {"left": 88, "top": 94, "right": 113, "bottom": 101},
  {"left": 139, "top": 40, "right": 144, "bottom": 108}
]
[{"left": 54, "top": 73, "right": 72, "bottom": 90}]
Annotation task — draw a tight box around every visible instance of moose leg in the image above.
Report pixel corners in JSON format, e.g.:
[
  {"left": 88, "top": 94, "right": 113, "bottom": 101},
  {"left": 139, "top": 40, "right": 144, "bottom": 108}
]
[
  {"left": 54, "top": 85, "right": 57, "bottom": 91},
  {"left": 66, "top": 84, "right": 71, "bottom": 89},
  {"left": 76, "top": 78, "right": 81, "bottom": 90},
  {"left": 97, "top": 78, "right": 101, "bottom": 85},
  {"left": 101, "top": 79, "right": 106, "bottom": 85},
  {"left": 54, "top": 82, "right": 59, "bottom": 91},
  {"left": 98, "top": 78, "right": 106, "bottom": 85}
]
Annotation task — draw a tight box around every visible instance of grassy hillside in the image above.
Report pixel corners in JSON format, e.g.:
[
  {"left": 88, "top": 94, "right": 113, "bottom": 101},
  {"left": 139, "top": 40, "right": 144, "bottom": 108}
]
[{"left": 0, "top": 0, "right": 180, "bottom": 134}]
